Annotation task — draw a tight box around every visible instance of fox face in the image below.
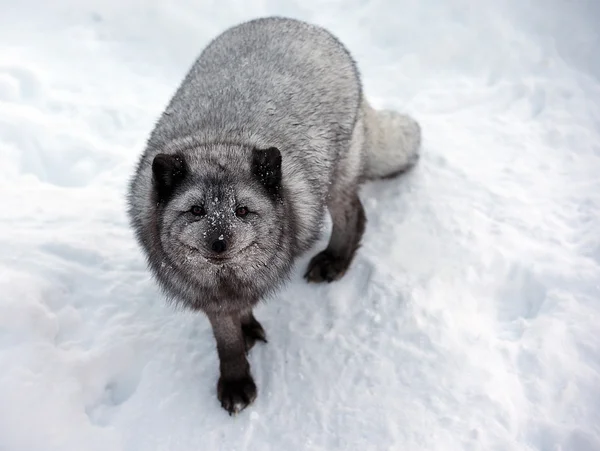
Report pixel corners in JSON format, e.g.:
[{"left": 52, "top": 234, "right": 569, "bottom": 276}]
[{"left": 149, "top": 145, "right": 291, "bottom": 298}]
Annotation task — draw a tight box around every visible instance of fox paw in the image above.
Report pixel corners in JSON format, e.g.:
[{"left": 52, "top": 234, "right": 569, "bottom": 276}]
[
  {"left": 217, "top": 374, "right": 257, "bottom": 415},
  {"left": 304, "top": 250, "right": 349, "bottom": 283}
]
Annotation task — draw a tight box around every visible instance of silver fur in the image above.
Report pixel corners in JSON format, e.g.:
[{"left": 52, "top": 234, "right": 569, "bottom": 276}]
[{"left": 127, "top": 16, "right": 421, "bottom": 414}]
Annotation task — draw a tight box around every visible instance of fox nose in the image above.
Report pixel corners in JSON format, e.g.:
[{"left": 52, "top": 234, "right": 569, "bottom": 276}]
[{"left": 211, "top": 239, "right": 227, "bottom": 254}]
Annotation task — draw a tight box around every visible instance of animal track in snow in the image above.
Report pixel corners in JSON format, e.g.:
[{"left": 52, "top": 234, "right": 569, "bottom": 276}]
[{"left": 85, "top": 359, "right": 144, "bottom": 427}]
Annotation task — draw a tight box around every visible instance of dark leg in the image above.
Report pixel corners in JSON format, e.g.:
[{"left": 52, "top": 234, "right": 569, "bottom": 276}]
[
  {"left": 304, "top": 191, "right": 366, "bottom": 283},
  {"left": 207, "top": 312, "right": 257, "bottom": 415},
  {"left": 240, "top": 310, "right": 267, "bottom": 352}
]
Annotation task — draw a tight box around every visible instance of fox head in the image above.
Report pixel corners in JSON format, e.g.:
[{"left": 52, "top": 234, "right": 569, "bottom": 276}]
[{"left": 149, "top": 145, "right": 290, "bottom": 295}]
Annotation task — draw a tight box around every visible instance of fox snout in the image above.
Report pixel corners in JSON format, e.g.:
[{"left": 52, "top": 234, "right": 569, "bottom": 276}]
[
  {"left": 204, "top": 230, "right": 231, "bottom": 258},
  {"left": 211, "top": 237, "right": 227, "bottom": 254}
]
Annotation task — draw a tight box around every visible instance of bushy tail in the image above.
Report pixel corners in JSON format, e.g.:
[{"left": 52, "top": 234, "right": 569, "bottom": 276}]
[{"left": 362, "top": 100, "right": 421, "bottom": 180}]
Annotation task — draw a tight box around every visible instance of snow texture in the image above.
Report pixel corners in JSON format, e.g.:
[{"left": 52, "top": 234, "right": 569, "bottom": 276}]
[{"left": 1, "top": 0, "right": 600, "bottom": 450}]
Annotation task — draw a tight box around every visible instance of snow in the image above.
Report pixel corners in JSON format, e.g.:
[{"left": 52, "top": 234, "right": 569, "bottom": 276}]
[{"left": 1, "top": 0, "right": 600, "bottom": 450}]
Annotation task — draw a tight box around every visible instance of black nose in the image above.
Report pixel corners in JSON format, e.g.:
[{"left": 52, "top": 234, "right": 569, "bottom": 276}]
[{"left": 211, "top": 239, "right": 227, "bottom": 254}]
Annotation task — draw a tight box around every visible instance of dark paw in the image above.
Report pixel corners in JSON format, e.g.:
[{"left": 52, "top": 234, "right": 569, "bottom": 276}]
[
  {"left": 242, "top": 319, "right": 267, "bottom": 352},
  {"left": 304, "top": 250, "right": 349, "bottom": 283},
  {"left": 217, "top": 374, "right": 257, "bottom": 415}
]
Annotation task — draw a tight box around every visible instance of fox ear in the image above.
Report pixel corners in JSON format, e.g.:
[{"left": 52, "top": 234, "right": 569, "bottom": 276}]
[
  {"left": 152, "top": 153, "right": 187, "bottom": 200},
  {"left": 252, "top": 147, "right": 282, "bottom": 195}
]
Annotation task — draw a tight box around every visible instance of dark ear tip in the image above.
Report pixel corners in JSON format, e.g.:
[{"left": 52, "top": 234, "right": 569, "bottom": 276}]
[
  {"left": 152, "top": 153, "right": 169, "bottom": 170},
  {"left": 252, "top": 147, "right": 282, "bottom": 194},
  {"left": 151, "top": 153, "right": 188, "bottom": 201},
  {"left": 259, "top": 147, "right": 281, "bottom": 166},
  {"left": 265, "top": 147, "right": 281, "bottom": 157},
  {"left": 152, "top": 153, "right": 185, "bottom": 173}
]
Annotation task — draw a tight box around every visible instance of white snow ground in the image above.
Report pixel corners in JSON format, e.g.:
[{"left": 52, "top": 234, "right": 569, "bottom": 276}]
[{"left": 1, "top": 0, "right": 599, "bottom": 450}]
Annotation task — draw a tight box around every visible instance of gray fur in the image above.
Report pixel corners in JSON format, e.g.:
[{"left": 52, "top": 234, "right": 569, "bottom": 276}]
[{"left": 127, "top": 16, "right": 421, "bottom": 415}]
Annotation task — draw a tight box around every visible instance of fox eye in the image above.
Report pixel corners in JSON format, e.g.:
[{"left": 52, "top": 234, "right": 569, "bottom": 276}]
[
  {"left": 190, "top": 205, "right": 205, "bottom": 216},
  {"left": 235, "top": 206, "right": 249, "bottom": 217}
]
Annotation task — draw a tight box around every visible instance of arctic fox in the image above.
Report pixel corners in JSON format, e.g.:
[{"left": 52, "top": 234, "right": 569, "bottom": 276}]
[{"left": 128, "top": 16, "right": 421, "bottom": 415}]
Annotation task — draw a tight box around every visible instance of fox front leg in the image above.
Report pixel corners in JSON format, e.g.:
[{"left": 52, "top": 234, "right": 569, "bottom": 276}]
[{"left": 208, "top": 312, "right": 257, "bottom": 415}]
